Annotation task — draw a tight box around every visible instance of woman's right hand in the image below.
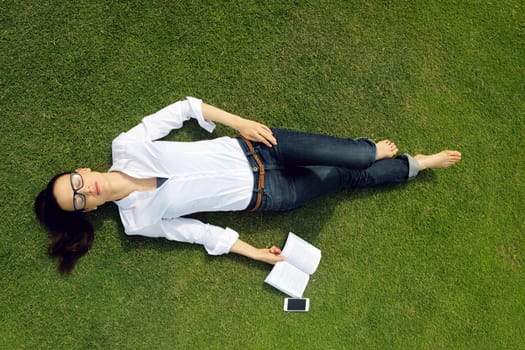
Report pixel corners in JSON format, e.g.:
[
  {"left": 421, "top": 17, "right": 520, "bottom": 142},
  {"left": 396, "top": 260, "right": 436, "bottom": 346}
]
[
  {"left": 236, "top": 119, "right": 278, "bottom": 148},
  {"left": 201, "top": 103, "right": 277, "bottom": 148}
]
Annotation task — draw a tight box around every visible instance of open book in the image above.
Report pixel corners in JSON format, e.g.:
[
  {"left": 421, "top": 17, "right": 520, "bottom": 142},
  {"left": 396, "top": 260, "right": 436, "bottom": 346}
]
[{"left": 264, "top": 232, "right": 321, "bottom": 298}]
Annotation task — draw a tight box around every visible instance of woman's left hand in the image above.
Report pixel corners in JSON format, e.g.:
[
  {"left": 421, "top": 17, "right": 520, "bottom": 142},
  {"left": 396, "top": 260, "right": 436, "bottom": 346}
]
[
  {"left": 257, "top": 246, "right": 285, "bottom": 264},
  {"left": 237, "top": 119, "right": 277, "bottom": 148},
  {"left": 229, "top": 239, "right": 284, "bottom": 265}
]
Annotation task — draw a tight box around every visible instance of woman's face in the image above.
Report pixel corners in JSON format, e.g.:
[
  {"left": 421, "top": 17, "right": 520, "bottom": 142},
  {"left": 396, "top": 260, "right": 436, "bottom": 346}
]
[{"left": 53, "top": 168, "right": 110, "bottom": 212}]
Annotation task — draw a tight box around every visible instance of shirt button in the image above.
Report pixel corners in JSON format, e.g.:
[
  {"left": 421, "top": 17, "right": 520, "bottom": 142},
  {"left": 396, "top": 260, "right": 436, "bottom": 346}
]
[{"left": 252, "top": 166, "right": 259, "bottom": 172}]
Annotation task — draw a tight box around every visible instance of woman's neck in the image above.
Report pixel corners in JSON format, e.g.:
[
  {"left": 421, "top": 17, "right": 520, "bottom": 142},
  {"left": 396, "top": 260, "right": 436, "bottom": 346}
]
[{"left": 106, "top": 172, "right": 158, "bottom": 201}]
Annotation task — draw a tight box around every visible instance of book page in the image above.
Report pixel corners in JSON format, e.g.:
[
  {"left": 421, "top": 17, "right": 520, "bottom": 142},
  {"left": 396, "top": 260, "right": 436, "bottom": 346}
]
[
  {"left": 264, "top": 261, "right": 310, "bottom": 298},
  {"left": 280, "top": 232, "right": 321, "bottom": 275}
]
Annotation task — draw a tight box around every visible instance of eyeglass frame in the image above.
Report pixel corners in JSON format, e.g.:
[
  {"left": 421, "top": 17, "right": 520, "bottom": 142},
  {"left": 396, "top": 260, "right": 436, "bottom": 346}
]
[{"left": 70, "top": 172, "right": 86, "bottom": 211}]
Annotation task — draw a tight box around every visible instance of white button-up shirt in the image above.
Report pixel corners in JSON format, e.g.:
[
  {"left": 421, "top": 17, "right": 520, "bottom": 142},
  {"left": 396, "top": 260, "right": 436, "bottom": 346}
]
[{"left": 109, "top": 97, "right": 254, "bottom": 255}]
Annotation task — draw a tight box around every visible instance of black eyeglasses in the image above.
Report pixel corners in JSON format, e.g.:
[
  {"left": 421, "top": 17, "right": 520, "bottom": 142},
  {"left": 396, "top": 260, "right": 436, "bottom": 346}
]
[{"left": 70, "top": 172, "right": 86, "bottom": 211}]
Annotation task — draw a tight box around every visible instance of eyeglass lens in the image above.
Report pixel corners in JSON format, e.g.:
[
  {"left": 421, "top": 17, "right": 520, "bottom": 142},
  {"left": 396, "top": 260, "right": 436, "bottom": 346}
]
[
  {"left": 71, "top": 173, "right": 83, "bottom": 190},
  {"left": 71, "top": 173, "right": 86, "bottom": 210}
]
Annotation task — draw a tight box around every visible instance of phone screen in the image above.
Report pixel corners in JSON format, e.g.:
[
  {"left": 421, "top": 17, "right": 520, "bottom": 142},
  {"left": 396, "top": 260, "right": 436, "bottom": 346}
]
[{"left": 286, "top": 298, "right": 307, "bottom": 311}]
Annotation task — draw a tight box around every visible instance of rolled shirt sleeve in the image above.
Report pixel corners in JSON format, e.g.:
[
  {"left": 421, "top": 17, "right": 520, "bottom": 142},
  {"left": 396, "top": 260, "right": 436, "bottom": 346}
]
[
  {"left": 187, "top": 96, "right": 216, "bottom": 133},
  {"left": 113, "top": 97, "right": 216, "bottom": 143},
  {"left": 123, "top": 217, "right": 239, "bottom": 256}
]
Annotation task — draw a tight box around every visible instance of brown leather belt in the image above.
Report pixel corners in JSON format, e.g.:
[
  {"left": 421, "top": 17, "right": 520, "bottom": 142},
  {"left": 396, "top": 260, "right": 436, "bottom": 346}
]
[{"left": 243, "top": 138, "right": 265, "bottom": 211}]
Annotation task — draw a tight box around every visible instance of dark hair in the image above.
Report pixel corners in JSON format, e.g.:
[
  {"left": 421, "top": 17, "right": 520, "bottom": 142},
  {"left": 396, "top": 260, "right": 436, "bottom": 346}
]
[{"left": 34, "top": 172, "right": 94, "bottom": 274}]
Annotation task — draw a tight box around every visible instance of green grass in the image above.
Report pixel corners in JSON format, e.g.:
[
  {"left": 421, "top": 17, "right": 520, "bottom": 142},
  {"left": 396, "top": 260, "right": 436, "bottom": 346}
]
[{"left": 1, "top": 0, "right": 523, "bottom": 348}]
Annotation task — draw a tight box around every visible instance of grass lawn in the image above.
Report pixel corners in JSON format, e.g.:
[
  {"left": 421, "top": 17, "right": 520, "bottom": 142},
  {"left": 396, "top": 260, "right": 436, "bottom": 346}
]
[{"left": 1, "top": 1, "right": 523, "bottom": 349}]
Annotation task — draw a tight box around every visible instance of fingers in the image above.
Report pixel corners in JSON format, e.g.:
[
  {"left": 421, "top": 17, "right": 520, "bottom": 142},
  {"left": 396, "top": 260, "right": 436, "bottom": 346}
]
[
  {"left": 243, "top": 121, "right": 277, "bottom": 147},
  {"left": 273, "top": 255, "right": 285, "bottom": 263},
  {"left": 254, "top": 127, "right": 277, "bottom": 147},
  {"left": 265, "top": 252, "right": 285, "bottom": 264},
  {"left": 268, "top": 246, "right": 284, "bottom": 264},
  {"left": 268, "top": 246, "right": 282, "bottom": 255},
  {"left": 259, "top": 245, "right": 284, "bottom": 264}
]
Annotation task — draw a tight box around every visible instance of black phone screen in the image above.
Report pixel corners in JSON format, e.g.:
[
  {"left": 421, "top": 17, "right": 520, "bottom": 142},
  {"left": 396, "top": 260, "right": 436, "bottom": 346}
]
[{"left": 287, "top": 298, "right": 307, "bottom": 311}]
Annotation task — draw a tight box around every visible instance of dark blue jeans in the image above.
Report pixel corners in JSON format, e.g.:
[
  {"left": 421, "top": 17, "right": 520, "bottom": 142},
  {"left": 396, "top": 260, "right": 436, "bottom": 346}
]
[{"left": 238, "top": 128, "right": 418, "bottom": 212}]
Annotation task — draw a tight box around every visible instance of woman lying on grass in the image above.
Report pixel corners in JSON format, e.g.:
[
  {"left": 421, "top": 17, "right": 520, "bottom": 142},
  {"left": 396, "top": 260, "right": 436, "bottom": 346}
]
[{"left": 35, "top": 97, "right": 461, "bottom": 274}]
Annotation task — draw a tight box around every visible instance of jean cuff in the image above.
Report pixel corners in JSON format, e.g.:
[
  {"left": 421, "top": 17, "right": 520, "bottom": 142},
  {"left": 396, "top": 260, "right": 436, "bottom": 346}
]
[
  {"left": 401, "top": 153, "right": 419, "bottom": 180},
  {"left": 356, "top": 137, "right": 377, "bottom": 161}
]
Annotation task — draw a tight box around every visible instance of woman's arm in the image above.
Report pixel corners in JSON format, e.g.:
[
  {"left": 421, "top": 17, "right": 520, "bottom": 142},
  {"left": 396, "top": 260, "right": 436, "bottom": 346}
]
[
  {"left": 229, "top": 238, "right": 285, "bottom": 264},
  {"left": 201, "top": 103, "right": 277, "bottom": 147},
  {"left": 113, "top": 97, "right": 214, "bottom": 143}
]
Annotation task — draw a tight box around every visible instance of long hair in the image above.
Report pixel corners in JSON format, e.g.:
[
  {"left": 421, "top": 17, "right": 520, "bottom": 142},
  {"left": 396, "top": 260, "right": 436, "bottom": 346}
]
[{"left": 34, "top": 172, "right": 94, "bottom": 274}]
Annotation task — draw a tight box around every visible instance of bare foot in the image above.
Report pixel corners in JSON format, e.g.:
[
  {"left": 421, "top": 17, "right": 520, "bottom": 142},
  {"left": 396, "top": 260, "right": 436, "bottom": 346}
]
[
  {"left": 414, "top": 151, "right": 462, "bottom": 170},
  {"left": 376, "top": 140, "right": 398, "bottom": 160}
]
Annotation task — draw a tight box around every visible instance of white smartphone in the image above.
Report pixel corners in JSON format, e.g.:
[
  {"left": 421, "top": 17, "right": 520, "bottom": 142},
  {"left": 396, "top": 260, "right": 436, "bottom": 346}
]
[{"left": 283, "top": 298, "right": 310, "bottom": 312}]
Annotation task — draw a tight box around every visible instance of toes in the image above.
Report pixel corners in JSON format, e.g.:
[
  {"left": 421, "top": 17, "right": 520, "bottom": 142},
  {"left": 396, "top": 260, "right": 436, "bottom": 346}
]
[{"left": 376, "top": 140, "right": 398, "bottom": 159}]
